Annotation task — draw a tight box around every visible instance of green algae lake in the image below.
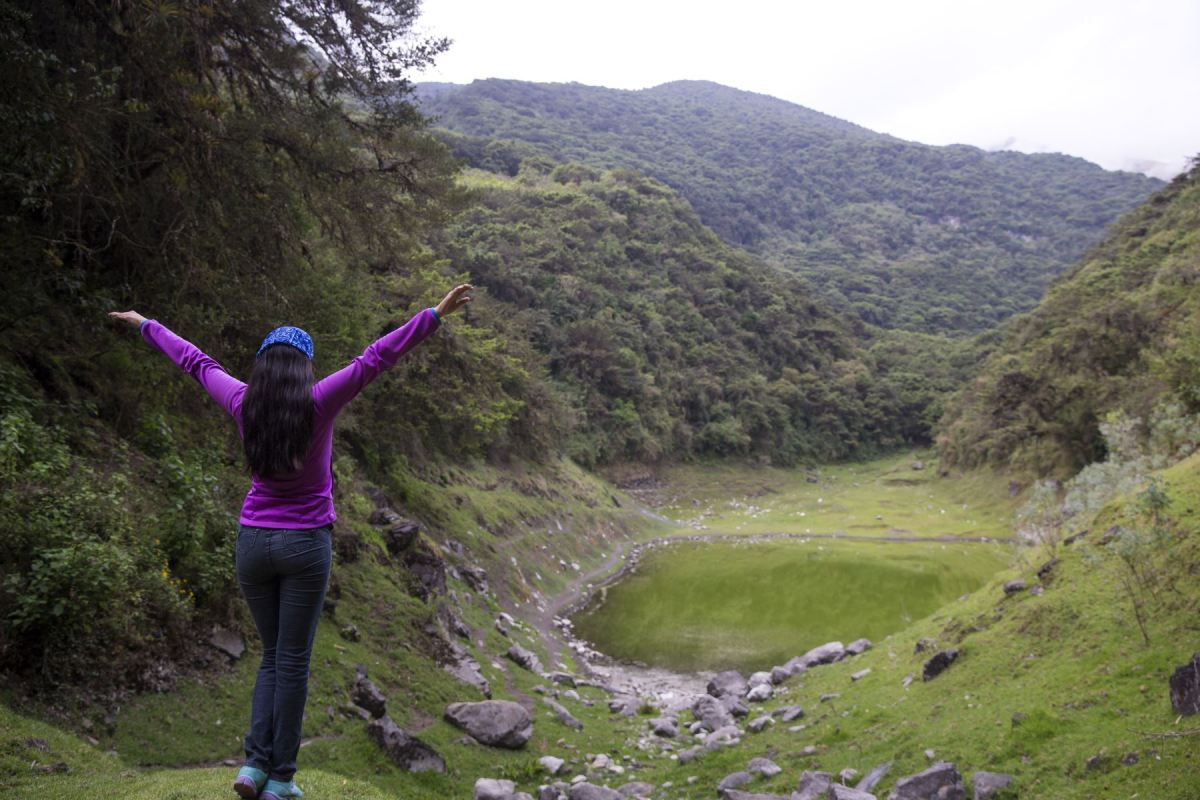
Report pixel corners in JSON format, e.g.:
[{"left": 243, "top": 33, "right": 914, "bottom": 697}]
[{"left": 574, "top": 452, "right": 1018, "bottom": 672}]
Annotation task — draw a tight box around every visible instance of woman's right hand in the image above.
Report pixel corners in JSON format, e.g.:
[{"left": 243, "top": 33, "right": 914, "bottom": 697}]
[
  {"left": 435, "top": 284, "right": 473, "bottom": 318},
  {"left": 109, "top": 310, "right": 148, "bottom": 328}
]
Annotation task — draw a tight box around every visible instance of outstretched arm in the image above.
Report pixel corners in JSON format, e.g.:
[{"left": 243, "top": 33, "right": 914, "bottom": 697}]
[
  {"left": 109, "top": 310, "right": 245, "bottom": 419},
  {"left": 314, "top": 284, "right": 473, "bottom": 416}
]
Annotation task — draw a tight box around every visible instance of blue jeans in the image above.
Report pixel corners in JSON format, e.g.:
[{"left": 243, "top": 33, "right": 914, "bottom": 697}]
[{"left": 235, "top": 524, "right": 332, "bottom": 782}]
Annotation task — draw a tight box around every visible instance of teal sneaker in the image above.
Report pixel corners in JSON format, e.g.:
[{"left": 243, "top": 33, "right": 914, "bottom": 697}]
[
  {"left": 261, "top": 779, "right": 304, "bottom": 800},
  {"left": 232, "top": 766, "right": 267, "bottom": 799}
]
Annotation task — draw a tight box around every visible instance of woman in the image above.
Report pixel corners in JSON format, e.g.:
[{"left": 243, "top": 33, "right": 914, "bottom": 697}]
[{"left": 109, "top": 284, "right": 473, "bottom": 800}]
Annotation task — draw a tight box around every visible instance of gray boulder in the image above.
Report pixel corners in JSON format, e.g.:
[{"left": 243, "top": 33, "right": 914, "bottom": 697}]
[
  {"left": 746, "top": 683, "right": 773, "bottom": 702},
  {"left": 718, "top": 771, "right": 753, "bottom": 793},
  {"left": 719, "top": 792, "right": 792, "bottom": 800},
  {"left": 775, "top": 704, "right": 805, "bottom": 722},
  {"left": 617, "top": 782, "right": 655, "bottom": 798},
  {"left": 708, "top": 670, "right": 749, "bottom": 698},
  {"left": 208, "top": 626, "right": 245, "bottom": 660},
  {"left": 547, "top": 671, "right": 578, "bottom": 687},
  {"left": 846, "top": 638, "right": 873, "bottom": 656},
  {"left": 569, "top": 784, "right": 622, "bottom": 800},
  {"left": 507, "top": 645, "right": 544, "bottom": 673},
  {"left": 693, "top": 694, "right": 735, "bottom": 731},
  {"left": 544, "top": 698, "right": 584, "bottom": 731},
  {"left": 1170, "top": 652, "right": 1200, "bottom": 715},
  {"left": 1003, "top": 580, "right": 1026, "bottom": 596},
  {"left": 650, "top": 717, "right": 678, "bottom": 738},
  {"left": 366, "top": 717, "right": 445, "bottom": 772},
  {"left": 539, "top": 756, "right": 565, "bottom": 775},
  {"left": 720, "top": 693, "right": 750, "bottom": 717},
  {"left": 770, "top": 665, "right": 794, "bottom": 684},
  {"left": 794, "top": 771, "right": 834, "bottom": 800},
  {"left": 475, "top": 778, "right": 516, "bottom": 800},
  {"left": 608, "top": 696, "right": 639, "bottom": 716},
  {"left": 886, "top": 762, "right": 966, "bottom": 800},
  {"left": 747, "top": 757, "right": 782, "bottom": 777},
  {"left": 922, "top": 650, "right": 960, "bottom": 681},
  {"left": 352, "top": 667, "right": 387, "bottom": 718},
  {"left": 800, "top": 641, "right": 846, "bottom": 667},
  {"left": 855, "top": 763, "right": 892, "bottom": 793},
  {"left": 445, "top": 700, "right": 533, "bottom": 749},
  {"left": 829, "top": 786, "right": 876, "bottom": 800},
  {"left": 748, "top": 671, "right": 773, "bottom": 688},
  {"left": 972, "top": 772, "right": 1014, "bottom": 800},
  {"left": 461, "top": 565, "right": 489, "bottom": 593},
  {"left": 747, "top": 715, "right": 773, "bottom": 733}
]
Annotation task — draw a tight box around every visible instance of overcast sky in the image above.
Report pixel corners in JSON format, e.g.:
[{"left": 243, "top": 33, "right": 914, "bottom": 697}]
[{"left": 411, "top": 0, "right": 1199, "bottom": 179}]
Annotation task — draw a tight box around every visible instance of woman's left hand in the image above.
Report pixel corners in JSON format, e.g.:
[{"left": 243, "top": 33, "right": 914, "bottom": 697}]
[
  {"left": 109, "top": 310, "right": 148, "bottom": 328},
  {"left": 436, "top": 284, "right": 474, "bottom": 318}
]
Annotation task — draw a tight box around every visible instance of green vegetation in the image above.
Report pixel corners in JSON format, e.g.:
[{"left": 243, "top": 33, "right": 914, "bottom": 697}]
[
  {"left": 939, "top": 162, "right": 1200, "bottom": 477},
  {"left": 573, "top": 537, "right": 1009, "bottom": 671},
  {"left": 419, "top": 79, "right": 1162, "bottom": 334}
]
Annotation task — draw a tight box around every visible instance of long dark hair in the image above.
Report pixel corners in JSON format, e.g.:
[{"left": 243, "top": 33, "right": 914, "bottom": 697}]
[{"left": 242, "top": 345, "right": 315, "bottom": 478}]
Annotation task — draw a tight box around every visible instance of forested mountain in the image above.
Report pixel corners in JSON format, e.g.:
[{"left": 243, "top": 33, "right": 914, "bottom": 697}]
[
  {"left": 417, "top": 79, "right": 1163, "bottom": 335},
  {"left": 938, "top": 161, "right": 1200, "bottom": 477},
  {"left": 429, "top": 165, "right": 964, "bottom": 466}
]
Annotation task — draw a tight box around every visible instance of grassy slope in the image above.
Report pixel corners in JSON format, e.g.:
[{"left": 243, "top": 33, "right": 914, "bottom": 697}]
[{"left": 3, "top": 450, "right": 1198, "bottom": 799}]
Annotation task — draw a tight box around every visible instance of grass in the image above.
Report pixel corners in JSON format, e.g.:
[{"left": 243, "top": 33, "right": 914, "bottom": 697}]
[{"left": 573, "top": 537, "right": 1011, "bottom": 671}]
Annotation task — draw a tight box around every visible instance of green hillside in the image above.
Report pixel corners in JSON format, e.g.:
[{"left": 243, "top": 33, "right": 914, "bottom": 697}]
[
  {"left": 417, "top": 79, "right": 1163, "bottom": 334},
  {"left": 938, "top": 161, "right": 1200, "bottom": 477}
]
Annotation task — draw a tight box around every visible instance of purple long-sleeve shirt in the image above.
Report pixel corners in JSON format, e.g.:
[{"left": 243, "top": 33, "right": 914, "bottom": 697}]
[{"left": 141, "top": 309, "right": 440, "bottom": 529}]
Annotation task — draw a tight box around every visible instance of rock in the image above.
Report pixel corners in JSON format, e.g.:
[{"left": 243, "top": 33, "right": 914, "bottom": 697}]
[
  {"left": 885, "top": 762, "right": 965, "bottom": 800},
  {"left": 369, "top": 505, "right": 401, "bottom": 526},
  {"left": 351, "top": 667, "right": 387, "bottom": 718},
  {"left": 777, "top": 705, "right": 805, "bottom": 722},
  {"left": 820, "top": 693, "right": 840, "bottom": 702},
  {"left": 547, "top": 671, "right": 578, "bottom": 687},
  {"left": 569, "top": 784, "right": 622, "bottom": 800},
  {"left": 608, "top": 696, "right": 638, "bottom": 716},
  {"left": 718, "top": 771, "right": 753, "bottom": 793},
  {"left": 838, "top": 769, "right": 860, "bottom": 784},
  {"left": 829, "top": 787, "right": 877, "bottom": 800},
  {"left": 746, "top": 683, "right": 773, "bottom": 702},
  {"left": 971, "top": 772, "right": 1013, "bottom": 800},
  {"left": 540, "top": 756, "right": 566, "bottom": 775},
  {"left": 706, "top": 724, "right": 742, "bottom": 746},
  {"left": 339, "top": 623, "right": 360, "bottom": 642},
  {"left": 693, "top": 694, "right": 735, "bottom": 731},
  {"left": 1036, "top": 557, "right": 1059, "bottom": 582},
  {"left": 799, "top": 641, "right": 846, "bottom": 667},
  {"left": 720, "top": 693, "right": 750, "bottom": 717},
  {"left": 794, "top": 771, "right": 834, "bottom": 800},
  {"left": 1085, "top": 752, "right": 1111, "bottom": 772},
  {"left": 747, "top": 715, "right": 773, "bottom": 733},
  {"left": 1002, "top": 580, "right": 1026, "bottom": 596},
  {"left": 846, "top": 638, "right": 873, "bottom": 656},
  {"left": 913, "top": 638, "right": 937, "bottom": 655},
  {"left": 476, "top": 778, "right": 517, "bottom": 800},
  {"left": 495, "top": 617, "right": 510, "bottom": 636},
  {"left": 446, "top": 642, "right": 492, "bottom": 698},
  {"left": 748, "top": 757, "right": 782, "bottom": 777},
  {"left": 1030, "top": 586, "right": 1044, "bottom": 596},
  {"left": 1121, "top": 752, "right": 1139, "bottom": 766},
  {"left": 806, "top": 474, "right": 820, "bottom": 483},
  {"left": 851, "top": 669, "right": 871, "bottom": 681},
  {"left": 911, "top": 461, "right": 925, "bottom": 470},
  {"left": 365, "top": 717, "right": 445, "bottom": 772},
  {"left": 902, "top": 674, "right": 914, "bottom": 689},
  {"left": 1063, "top": 530, "right": 1088, "bottom": 545},
  {"left": 384, "top": 521, "right": 420, "bottom": 555},
  {"left": 650, "top": 717, "right": 678, "bottom": 738},
  {"left": 618, "top": 782, "right": 655, "bottom": 798},
  {"left": 677, "top": 746, "right": 704, "bottom": 765},
  {"left": 461, "top": 565, "right": 489, "bottom": 593},
  {"left": 770, "top": 665, "right": 794, "bottom": 685},
  {"left": 748, "top": 671, "right": 773, "bottom": 688},
  {"left": 208, "top": 626, "right": 245, "bottom": 660},
  {"left": 855, "top": 763, "right": 892, "bottom": 793},
  {"left": 924, "top": 750, "right": 936, "bottom": 761},
  {"left": 708, "top": 670, "right": 749, "bottom": 698},
  {"left": 544, "top": 698, "right": 584, "bottom": 730},
  {"left": 922, "top": 650, "right": 959, "bottom": 681},
  {"left": 445, "top": 700, "right": 533, "bottom": 749},
  {"left": 447, "top": 611, "right": 472, "bottom": 639},
  {"left": 508, "top": 645, "right": 544, "bottom": 673},
  {"left": 1169, "top": 652, "right": 1200, "bottom": 715},
  {"left": 401, "top": 545, "right": 446, "bottom": 600}
]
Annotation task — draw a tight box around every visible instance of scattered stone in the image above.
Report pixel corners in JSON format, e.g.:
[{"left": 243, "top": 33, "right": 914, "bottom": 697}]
[
  {"left": 650, "top": 717, "right": 678, "bottom": 738},
  {"left": 1169, "top": 652, "right": 1200, "bottom": 715},
  {"left": 208, "top": 626, "right": 245, "bottom": 660},
  {"left": 476, "top": 778, "right": 517, "bottom": 800},
  {"left": 799, "top": 641, "right": 846, "bottom": 667},
  {"left": 445, "top": 700, "right": 533, "bottom": 749},
  {"left": 383, "top": 520, "right": 420, "bottom": 555},
  {"left": 885, "top": 762, "right": 965, "bottom": 800},
  {"left": 495, "top": 617, "right": 510, "bottom": 636},
  {"left": 830, "top": 786, "right": 877, "bottom": 800},
  {"left": 971, "top": 772, "right": 1013, "bottom": 800},
  {"left": 569, "top": 783, "right": 621, "bottom": 800},
  {"left": 402, "top": 545, "right": 446, "bottom": 600},
  {"left": 851, "top": 669, "right": 871, "bottom": 682},
  {"left": 820, "top": 693, "right": 840, "bottom": 703},
  {"left": 446, "top": 642, "right": 492, "bottom": 698},
  {"left": 461, "top": 565, "right": 489, "bottom": 593},
  {"left": 718, "top": 771, "right": 753, "bottom": 793},
  {"left": 1085, "top": 752, "right": 1111, "bottom": 772},
  {"left": 922, "top": 650, "right": 959, "bottom": 681},
  {"left": 339, "top": 623, "right": 360, "bottom": 642},
  {"left": 913, "top": 638, "right": 937, "bottom": 655},
  {"left": 746, "top": 684, "right": 773, "bottom": 702},
  {"left": 806, "top": 474, "right": 820, "bottom": 483},
  {"left": 924, "top": 750, "right": 935, "bottom": 761},
  {"left": 770, "top": 665, "right": 794, "bottom": 685},
  {"left": 365, "top": 717, "right": 445, "bottom": 772},
  {"left": 24, "top": 738, "right": 49, "bottom": 752},
  {"left": 693, "top": 694, "right": 735, "bottom": 732},
  {"left": 1036, "top": 557, "right": 1059, "bottom": 582},
  {"left": 547, "top": 671, "right": 578, "bottom": 687},
  {"left": 748, "top": 757, "right": 782, "bottom": 777},
  {"left": 708, "top": 670, "right": 750, "bottom": 698},
  {"left": 1063, "top": 530, "right": 1088, "bottom": 546},
  {"left": 794, "top": 771, "right": 834, "bottom": 800},
  {"left": 855, "top": 763, "right": 892, "bottom": 793},
  {"left": 801, "top": 745, "right": 818, "bottom": 756},
  {"left": 846, "top": 638, "right": 873, "bottom": 656},
  {"left": 369, "top": 506, "right": 401, "bottom": 526},
  {"left": 1121, "top": 752, "right": 1139, "bottom": 766},
  {"left": 609, "top": 696, "right": 639, "bottom": 717},
  {"left": 540, "top": 756, "right": 566, "bottom": 775},
  {"left": 617, "top": 782, "right": 655, "bottom": 798},
  {"left": 720, "top": 693, "right": 750, "bottom": 718},
  {"left": 351, "top": 666, "right": 387, "bottom": 718},
  {"left": 747, "top": 716, "right": 773, "bottom": 733},
  {"left": 838, "top": 768, "right": 859, "bottom": 784},
  {"left": 901, "top": 674, "right": 914, "bottom": 689},
  {"left": 777, "top": 705, "right": 805, "bottom": 722},
  {"left": 545, "top": 698, "right": 584, "bottom": 731},
  {"left": 1003, "top": 580, "right": 1027, "bottom": 596},
  {"left": 911, "top": 461, "right": 925, "bottom": 470},
  {"left": 1030, "top": 586, "right": 1044, "bottom": 596},
  {"left": 748, "top": 671, "right": 773, "bottom": 688},
  {"left": 508, "top": 645, "right": 544, "bottom": 673}
]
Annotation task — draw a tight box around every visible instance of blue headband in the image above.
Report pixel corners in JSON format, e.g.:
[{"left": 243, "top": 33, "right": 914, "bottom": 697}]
[{"left": 256, "top": 326, "right": 314, "bottom": 360}]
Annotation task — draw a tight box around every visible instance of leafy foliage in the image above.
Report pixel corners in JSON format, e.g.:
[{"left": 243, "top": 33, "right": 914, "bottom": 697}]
[
  {"left": 939, "top": 162, "right": 1200, "bottom": 476},
  {"left": 417, "top": 79, "right": 1163, "bottom": 334}
]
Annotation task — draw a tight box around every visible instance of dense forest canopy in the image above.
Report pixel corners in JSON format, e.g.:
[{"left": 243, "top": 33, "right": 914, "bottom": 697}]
[
  {"left": 417, "top": 79, "right": 1163, "bottom": 335},
  {"left": 937, "top": 161, "right": 1200, "bottom": 478}
]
